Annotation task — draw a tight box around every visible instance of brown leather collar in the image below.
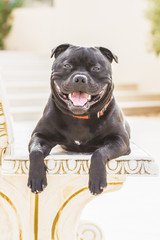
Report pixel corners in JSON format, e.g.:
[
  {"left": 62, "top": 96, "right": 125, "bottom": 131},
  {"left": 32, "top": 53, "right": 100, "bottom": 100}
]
[{"left": 73, "top": 96, "right": 113, "bottom": 119}]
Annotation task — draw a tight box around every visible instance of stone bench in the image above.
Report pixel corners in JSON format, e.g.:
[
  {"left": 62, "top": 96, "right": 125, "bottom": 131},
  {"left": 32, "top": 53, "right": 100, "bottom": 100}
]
[{"left": 0, "top": 77, "right": 159, "bottom": 240}]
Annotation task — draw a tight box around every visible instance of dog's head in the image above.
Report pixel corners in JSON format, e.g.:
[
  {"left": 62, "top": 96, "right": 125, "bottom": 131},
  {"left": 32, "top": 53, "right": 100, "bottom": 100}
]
[{"left": 50, "top": 44, "right": 118, "bottom": 115}]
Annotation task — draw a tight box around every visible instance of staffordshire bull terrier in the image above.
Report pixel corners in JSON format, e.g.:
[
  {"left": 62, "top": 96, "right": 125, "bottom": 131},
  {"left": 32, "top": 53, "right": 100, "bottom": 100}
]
[{"left": 28, "top": 44, "right": 131, "bottom": 195}]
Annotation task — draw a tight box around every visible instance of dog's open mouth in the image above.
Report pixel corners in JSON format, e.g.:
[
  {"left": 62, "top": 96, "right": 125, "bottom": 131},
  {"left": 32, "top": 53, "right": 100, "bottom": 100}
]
[
  {"left": 54, "top": 82, "right": 105, "bottom": 107},
  {"left": 69, "top": 92, "right": 91, "bottom": 106}
]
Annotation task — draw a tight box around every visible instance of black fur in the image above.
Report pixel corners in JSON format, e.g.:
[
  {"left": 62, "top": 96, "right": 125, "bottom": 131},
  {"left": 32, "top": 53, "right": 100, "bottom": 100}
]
[{"left": 28, "top": 44, "right": 130, "bottom": 195}]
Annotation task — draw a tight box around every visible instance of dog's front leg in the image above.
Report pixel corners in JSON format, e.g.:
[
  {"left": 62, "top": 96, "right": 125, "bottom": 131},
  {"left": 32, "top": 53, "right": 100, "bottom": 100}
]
[
  {"left": 28, "top": 133, "right": 55, "bottom": 193},
  {"left": 89, "top": 135, "right": 130, "bottom": 195}
]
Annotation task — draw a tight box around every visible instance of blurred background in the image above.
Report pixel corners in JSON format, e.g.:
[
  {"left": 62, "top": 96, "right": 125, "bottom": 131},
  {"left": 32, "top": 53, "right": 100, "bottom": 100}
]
[{"left": 0, "top": 0, "right": 160, "bottom": 239}]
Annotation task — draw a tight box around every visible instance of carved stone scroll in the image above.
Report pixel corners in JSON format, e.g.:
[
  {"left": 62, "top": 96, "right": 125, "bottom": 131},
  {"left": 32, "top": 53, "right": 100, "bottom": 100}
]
[{"left": 2, "top": 142, "right": 158, "bottom": 176}]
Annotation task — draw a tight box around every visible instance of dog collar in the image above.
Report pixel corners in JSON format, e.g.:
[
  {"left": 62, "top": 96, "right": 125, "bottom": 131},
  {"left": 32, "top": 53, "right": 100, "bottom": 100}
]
[{"left": 73, "top": 96, "right": 113, "bottom": 119}]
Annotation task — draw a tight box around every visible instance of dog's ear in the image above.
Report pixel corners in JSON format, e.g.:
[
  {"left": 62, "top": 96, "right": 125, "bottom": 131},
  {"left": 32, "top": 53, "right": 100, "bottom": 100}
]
[
  {"left": 97, "top": 47, "right": 118, "bottom": 63},
  {"left": 51, "top": 44, "right": 71, "bottom": 58}
]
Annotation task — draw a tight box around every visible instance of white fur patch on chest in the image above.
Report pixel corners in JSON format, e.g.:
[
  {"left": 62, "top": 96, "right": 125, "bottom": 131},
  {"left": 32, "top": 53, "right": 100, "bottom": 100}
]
[{"left": 74, "top": 140, "right": 81, "bottom": 145}]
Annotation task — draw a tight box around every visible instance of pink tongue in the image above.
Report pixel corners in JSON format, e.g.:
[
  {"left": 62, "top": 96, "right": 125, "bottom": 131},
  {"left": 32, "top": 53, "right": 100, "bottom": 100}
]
[{"left": 70, "top": 92, "right": 89, "bottom": 106}]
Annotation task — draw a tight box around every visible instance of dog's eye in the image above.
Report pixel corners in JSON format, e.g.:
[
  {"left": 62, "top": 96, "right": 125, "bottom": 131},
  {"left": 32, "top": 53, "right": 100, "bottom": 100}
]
[
  {"left": 91, "top": 66, "right": 100, "bottom": 72},
  {"left": 64, "top": 63, "right": 72, "bottom": 69}
]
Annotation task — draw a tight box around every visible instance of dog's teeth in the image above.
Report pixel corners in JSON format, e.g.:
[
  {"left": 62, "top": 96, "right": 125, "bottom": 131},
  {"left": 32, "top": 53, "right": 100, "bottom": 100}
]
[
  {"left": 88, "top": 95, "right": 91, "bottom": 100},
  {"left": 68, "top": 93, "right": 72, "bottom": 100}
]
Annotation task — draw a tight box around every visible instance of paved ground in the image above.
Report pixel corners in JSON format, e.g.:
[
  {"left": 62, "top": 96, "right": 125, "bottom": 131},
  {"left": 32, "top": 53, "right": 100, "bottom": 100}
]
[{"left": 13, "top": 116, "right": 160, "bottom": 240}]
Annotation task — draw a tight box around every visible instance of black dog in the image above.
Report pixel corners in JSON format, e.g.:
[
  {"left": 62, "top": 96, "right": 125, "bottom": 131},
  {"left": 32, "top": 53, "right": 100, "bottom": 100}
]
[{"left": 28, "top": 44, "right": 130, "bottom": 195}]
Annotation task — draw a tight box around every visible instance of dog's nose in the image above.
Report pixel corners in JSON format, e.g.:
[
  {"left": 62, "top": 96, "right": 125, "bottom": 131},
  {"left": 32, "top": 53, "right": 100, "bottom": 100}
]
[{"left": 73, "top": 74, "right": 88, "bottom": 85}]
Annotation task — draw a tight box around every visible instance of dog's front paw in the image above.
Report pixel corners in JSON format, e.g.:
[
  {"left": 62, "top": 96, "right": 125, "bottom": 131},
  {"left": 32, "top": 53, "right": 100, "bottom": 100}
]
[
  {"left": 27, "top": 162, "right": 47, "bottom": 194},
  {"left": 89, "top": 162, "right": 107, "bottom": 195}
]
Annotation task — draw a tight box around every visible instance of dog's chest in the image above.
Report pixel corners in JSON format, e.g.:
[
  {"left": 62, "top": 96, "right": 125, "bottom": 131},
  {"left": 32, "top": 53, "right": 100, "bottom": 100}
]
[
  {"left": 68, "top": 124, "right": 91, "bottom": 145},
  {"left": 62, "top": 119, "right": 106, "bottom": 146}
]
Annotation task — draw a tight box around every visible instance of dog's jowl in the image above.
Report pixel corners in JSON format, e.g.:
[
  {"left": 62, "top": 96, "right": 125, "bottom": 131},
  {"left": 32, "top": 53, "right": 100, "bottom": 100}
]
[{"left": 28, "top": 44, "right": 131, "bottom": 195}]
